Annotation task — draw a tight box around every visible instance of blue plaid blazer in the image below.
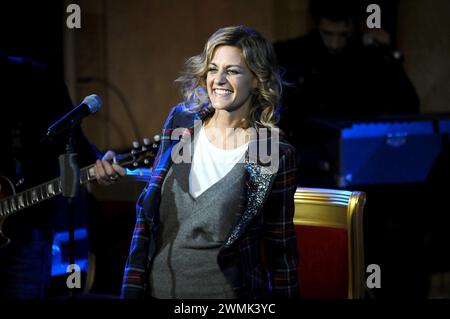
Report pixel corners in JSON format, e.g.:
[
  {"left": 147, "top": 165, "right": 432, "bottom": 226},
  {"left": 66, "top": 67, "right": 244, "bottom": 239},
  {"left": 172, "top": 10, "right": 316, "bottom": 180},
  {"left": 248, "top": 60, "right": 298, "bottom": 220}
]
[{"left": 121, "top": 103, "right": 299, "bottom": 299}]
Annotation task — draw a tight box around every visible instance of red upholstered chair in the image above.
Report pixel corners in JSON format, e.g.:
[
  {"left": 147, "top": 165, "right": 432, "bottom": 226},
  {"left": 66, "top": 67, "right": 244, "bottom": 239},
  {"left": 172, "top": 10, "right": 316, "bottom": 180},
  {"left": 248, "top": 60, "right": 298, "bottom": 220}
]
[{"left": 294, "top": 187, "right": 366, "bottom": 299}]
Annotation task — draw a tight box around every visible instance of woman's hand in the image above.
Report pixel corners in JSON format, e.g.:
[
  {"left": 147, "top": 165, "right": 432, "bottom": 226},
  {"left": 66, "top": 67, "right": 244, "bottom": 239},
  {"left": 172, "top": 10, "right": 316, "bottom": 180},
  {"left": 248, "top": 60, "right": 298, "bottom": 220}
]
[{"left": 95, "top": 150, "right": 126, "bottom": 185}]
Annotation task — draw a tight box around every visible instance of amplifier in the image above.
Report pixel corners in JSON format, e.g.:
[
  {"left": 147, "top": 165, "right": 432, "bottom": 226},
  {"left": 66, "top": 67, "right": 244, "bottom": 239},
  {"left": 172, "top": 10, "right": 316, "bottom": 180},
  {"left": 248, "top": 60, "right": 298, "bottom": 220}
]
[{"left": 338, "top": 121, "right": 442, "bottom": 187}]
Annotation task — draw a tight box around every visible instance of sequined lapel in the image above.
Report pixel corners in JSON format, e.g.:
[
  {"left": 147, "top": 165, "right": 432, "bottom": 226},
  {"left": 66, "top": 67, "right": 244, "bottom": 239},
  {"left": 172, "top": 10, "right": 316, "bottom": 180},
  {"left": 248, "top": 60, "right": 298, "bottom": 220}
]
[{"left": 223, "top": 159, "right": 276, "bottom": 248}]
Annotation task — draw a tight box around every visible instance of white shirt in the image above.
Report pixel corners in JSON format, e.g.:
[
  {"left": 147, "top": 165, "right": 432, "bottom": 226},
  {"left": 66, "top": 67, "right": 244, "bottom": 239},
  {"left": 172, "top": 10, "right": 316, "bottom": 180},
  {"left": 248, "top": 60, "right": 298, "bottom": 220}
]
[{"left": 189, "top": 125, "right": 248, "bottom": 199}]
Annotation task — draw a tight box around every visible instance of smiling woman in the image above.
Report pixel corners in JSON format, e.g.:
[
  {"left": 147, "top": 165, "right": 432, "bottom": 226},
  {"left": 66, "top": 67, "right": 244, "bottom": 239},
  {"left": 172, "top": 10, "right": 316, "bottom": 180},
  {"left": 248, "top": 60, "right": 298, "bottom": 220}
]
[
  {"left": 176, "top": 26, "right": 283, "bottom": 130},
  {"left": 204, "top": 45, "right": 257, "bottom": 149},
  {"left": 206, "top": 45, "right": 257, "bottom": 114},
  {"left": 121, "top": 26, "right": 299, "bottom": 300}
]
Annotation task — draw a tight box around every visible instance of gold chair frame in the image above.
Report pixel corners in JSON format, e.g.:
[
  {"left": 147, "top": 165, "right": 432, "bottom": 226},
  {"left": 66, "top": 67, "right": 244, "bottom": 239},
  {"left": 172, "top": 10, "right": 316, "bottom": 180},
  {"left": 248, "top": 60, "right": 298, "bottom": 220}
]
[{"left": 294, "top": 187, "right": 366, "bottom": 298}]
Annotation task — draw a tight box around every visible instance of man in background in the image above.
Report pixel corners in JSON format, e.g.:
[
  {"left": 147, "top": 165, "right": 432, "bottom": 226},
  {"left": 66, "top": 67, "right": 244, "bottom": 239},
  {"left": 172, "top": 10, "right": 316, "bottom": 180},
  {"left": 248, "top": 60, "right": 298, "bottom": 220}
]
[{"left": 275, "top": 0, "right": 420, "bottom": 187}]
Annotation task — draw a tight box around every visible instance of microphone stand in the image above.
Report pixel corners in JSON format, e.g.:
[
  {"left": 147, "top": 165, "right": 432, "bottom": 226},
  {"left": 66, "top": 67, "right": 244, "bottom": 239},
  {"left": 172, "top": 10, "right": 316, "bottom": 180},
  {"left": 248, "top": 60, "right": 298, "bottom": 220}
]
[
  {"left": 58, "top": 129, "right": 80, "bottom": 299},
  {"left": 44, "top": 94, "right": 101, "bottom": 299}
]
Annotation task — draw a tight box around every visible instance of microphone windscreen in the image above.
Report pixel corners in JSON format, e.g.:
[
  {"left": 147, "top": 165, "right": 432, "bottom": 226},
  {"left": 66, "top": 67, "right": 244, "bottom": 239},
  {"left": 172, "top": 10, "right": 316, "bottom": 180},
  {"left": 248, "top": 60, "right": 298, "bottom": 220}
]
[{"left": 83, "top": 94, "right": 102, "bottom": 113}]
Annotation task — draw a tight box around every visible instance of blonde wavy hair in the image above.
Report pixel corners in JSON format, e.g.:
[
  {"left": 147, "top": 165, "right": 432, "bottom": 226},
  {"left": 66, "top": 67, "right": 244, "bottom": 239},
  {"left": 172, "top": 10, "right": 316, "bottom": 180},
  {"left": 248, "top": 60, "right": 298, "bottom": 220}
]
[{"left": 176, "top": 25, "right": 283, "bottom": 128}]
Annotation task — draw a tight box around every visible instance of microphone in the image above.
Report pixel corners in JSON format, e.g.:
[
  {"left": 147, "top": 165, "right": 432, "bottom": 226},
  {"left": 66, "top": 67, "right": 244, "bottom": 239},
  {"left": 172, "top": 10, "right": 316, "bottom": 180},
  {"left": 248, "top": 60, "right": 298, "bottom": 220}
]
[{"left": 47, "top": 94, "right": 102, "bottom": 138}]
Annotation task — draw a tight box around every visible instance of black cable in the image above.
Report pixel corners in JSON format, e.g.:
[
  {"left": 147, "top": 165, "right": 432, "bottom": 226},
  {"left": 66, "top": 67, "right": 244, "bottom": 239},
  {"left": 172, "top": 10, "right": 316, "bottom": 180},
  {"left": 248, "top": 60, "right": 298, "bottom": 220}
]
[{"left": 77, "top": 76, "right": 142, "bottom": 141}]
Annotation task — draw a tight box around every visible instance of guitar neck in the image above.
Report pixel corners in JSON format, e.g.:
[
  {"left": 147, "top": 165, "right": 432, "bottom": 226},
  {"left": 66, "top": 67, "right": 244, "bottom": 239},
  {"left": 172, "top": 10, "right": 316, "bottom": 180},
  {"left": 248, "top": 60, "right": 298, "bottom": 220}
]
[
  {"left": 0, "top": 164, "right": 97, "bottom": 218},
  {"left": 0, "top": 140, "right": 158, "bottom": 219}
]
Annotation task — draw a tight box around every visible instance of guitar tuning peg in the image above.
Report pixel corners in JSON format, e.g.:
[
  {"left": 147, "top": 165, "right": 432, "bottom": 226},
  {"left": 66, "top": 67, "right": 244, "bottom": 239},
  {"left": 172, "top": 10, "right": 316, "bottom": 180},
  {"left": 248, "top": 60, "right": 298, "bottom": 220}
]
[
  {"left": 131, "top": 141, "right": 140, "bottom": 155},
  {"left": 143, "top": 138, "right": 151, "bottom": 146},
  {"left": 153, "top": 134, "right": 161, "bottom": 142}
]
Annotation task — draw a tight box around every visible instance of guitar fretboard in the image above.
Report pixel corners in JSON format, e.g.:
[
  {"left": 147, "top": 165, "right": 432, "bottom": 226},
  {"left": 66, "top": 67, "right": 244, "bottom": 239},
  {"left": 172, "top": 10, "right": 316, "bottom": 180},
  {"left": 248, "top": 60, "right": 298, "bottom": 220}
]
[{"left": 0, "top": 164, "right": 97, "bottom": 218}]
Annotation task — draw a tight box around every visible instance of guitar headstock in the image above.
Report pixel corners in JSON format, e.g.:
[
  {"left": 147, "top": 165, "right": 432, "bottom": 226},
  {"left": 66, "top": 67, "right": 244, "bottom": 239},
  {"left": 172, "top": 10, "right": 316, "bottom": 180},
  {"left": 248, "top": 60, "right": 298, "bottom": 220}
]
[{"left": 114, "top": 135, "right": 160, "bottom": 170}]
